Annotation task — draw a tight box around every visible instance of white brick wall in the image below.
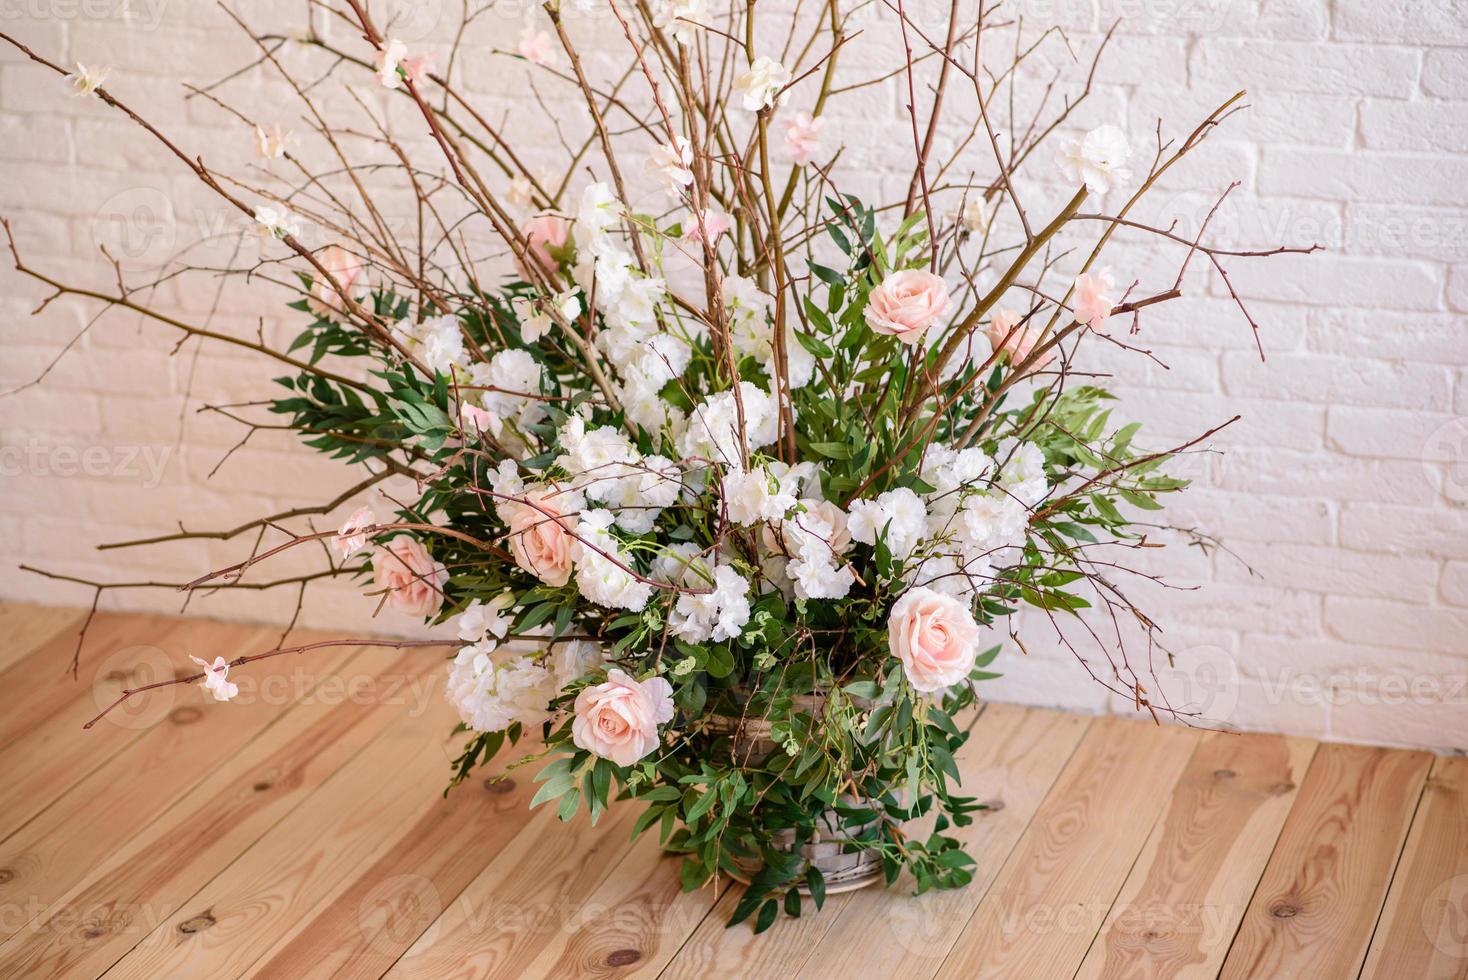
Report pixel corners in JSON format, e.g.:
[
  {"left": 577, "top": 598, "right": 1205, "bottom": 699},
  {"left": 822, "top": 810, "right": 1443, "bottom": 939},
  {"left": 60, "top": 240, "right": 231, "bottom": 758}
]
[{"left": 1, "top": 1, "right": 1465, "bottom": 751}]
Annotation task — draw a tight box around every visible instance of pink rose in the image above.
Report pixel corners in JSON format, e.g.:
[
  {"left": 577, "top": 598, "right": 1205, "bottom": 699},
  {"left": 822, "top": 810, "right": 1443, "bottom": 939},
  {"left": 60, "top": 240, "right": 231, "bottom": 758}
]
[
  {"left": 372, "top": 535, "right": 448, "bottom": 617},
  {"left": 571, "top": 668, "right": 675, "bottom": 766},
  {"left": 1073, "top": 268, "right": 1115, "bottom": 333},
  {"left": 864, "top": 269, "right": 950, "bottom": 345},
  {"left": 517, "top": 212, "right": 571, "bottom": 282},
  {"left": 888, "top": 586, "right": 982, "bottom": 693},
  {"left": 500, "top": 486, "right": 578, "bottom": 587},
  {"left": 985, "top": 308, "right": 1053, "bottom": 370},
  {"left": 307, "top": 245, "right": 365, "bottom": 321}
]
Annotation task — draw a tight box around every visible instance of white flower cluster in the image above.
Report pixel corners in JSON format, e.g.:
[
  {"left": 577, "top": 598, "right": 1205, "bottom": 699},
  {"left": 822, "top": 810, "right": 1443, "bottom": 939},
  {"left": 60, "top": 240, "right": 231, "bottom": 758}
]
[
  {"left": 393, "top": 313, "right": 466, "bottom": 376},
  {"left": 678, "top": 381, "right": 782, "bottom": 466},
  {"left": 556, "top": 417, "right": 681, "bottom": 534},
  {"left": 573, "top": 509, "right": 655, "bottom": 611},
  {"left": 469, "top": 348, "right": 547, "bottom": 447},
  {"left": 724, "top": 275, "right": 815, "bottom": 389}
]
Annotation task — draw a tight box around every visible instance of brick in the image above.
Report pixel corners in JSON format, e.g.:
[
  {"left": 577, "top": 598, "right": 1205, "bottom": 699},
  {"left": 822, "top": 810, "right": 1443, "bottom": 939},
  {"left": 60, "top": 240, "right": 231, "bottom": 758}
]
[
  {"left": 1192, "top": 39, "right": 1421, "bottom": 98},
  {"left": 1327, "top": 407, "right": 1463, "bottom": 461},
  {"left": 1347, "top": 204, "right": 1468, "bottom": 262},
  {"left": 1360, "top": 100, "right": 1468, "bottom": 153},
  {"left": 1217, "top": 448, "right": 1437, "bottom": 505},
  {"left": 1443, "top": 562, "right": 1468, "bottom": 606},
  {"left": 1324, "top": 596, "right": 1468, "bottom": 655},
  {"left": 1307, "top": 308, "right": 1468, "bottom": 365},
  {"left": 1259, "top": 147, "right": 1468, "bottom": 206},
  {"left": 1221, "top": 352, "right": 1451, "bottom": 411},
  {"left": 1334, "top": 3, "right": 1468, "bottom": 46},
  {"left": 1216, "top": 541, "right": 1437, "bottom": 602},
  {"left": 1341, "top": 502, "right": 1468, "bottom": 561},
  {"left": 1423, "top": 49, "right": 1468, "bottom": 97}
]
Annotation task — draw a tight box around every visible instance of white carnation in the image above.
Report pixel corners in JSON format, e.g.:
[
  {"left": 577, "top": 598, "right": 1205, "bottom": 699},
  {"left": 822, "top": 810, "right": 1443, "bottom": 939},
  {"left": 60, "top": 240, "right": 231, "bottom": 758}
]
[
  {"left": 572, "top": 509, "right": 653, "bottom": 611},
  {"left": 445, "top": 646, "right": 554, "bottom": 733},
  {"left": 456, "top": 593, "right": 515, "bottom": 643},
  {"left": 722, "top": 465, "right": 798, "bottom": 526},
  {"left": 847, "top": 486, "right": 927, "bottom": 560},
  {"left": 678, "top": 382, "right": 780, "bottom": 466},
  {"left": 670, "top": 564, "right": 751, "bottom": 643},
  {"left": 996, "top": 439, "right": 1048, "bottom": 507}
]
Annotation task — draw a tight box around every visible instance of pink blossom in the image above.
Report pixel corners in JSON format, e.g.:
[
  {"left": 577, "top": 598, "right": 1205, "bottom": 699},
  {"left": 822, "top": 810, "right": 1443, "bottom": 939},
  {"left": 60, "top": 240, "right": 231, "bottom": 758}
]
[
  {"left": 517, "top": 212, "right": 571, "bottom": 281},
  {"left": 1073, "top": 268, "right": 1116, "bottom": 333},
  {"left": 400, "top": 56, "right": 435, "bottom": 88},
  {"left": 372, "top": 536, "right": 449, "bottom": 617},
  {"left": 784, "top": 111, "right": 826, "bottom": 165},
  {"left": 189, "top": 655, "right": 239, "bottom": 702},
  {"left": 684, "top": 207, "right": 732, "bottom": 244},
  {"left": 307, "top": 245, "right": 366, "bottom": 321},
  {"left": 984, "top": 308, "right": 1053, "bottom": 369},
  {"left": 334, "top": 505, "right": 376, "bottom": 558},
  {"left": 517, "top": 29, "right": 557, "bottom": 66}
]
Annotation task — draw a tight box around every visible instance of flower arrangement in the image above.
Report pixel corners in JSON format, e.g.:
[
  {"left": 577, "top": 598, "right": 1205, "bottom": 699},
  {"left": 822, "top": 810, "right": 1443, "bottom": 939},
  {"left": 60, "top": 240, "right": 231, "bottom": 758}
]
[{"left": 3, "top": 0, "right": 1315, "bottom": 933}]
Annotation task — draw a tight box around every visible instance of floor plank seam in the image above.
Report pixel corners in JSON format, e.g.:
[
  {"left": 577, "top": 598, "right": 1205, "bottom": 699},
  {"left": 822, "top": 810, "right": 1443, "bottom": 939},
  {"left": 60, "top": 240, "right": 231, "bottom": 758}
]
[{"left": 1353, "top": 761, "right": 1435, "bottom": 980}]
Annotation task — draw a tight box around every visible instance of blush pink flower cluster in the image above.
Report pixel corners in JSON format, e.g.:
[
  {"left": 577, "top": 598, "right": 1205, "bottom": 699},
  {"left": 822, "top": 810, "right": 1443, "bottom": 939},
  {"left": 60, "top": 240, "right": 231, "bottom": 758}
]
[
  {"left": 372, "top": 536, "right": 449, "bottom": 617},
  {"left": 518, "top": 213, "right": 571, "bottom": 281},
  {"left": 572, "top": 668, "right": 675, "bottom": 765},
  {"left": 984, "top": 308, "right": 1053, "bottom": 370},
  {"left": 864, "top": 269, "right": 951, "bottom": 345},
  {"left": 887, "top": 586, "right": 982, "bottom": 692},
  {"left": 307, "top": 245, "right": 366, "bottom": 322}
]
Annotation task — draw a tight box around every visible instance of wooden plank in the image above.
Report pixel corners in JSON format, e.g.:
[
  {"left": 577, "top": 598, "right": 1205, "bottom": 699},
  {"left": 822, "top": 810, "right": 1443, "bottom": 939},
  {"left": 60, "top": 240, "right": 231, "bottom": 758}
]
[
  {"left": 0, "top": 644, "right": 437, "bottom": 980},
  {"left": 0, "top": 603, "right": 85, "bottom": 672},
  {"left": 515, "top": 831, "right": 721, "bottom": 978},
  {"left": 250, "top": 737, "right": 549, "bottom": 979},
  {"left": 1360, "top": 754, "right": 1468, "bottom": 979},
  {"left": 98, "top": 690, "right": 464, "bottom": 979},
  {"left": 0, "top": 612, "right": 180, "bottom": 751},
  {"left": 1074, "top": 732, "right": 1317, "bottom": 979},
  {"left": 1219, "top": 742, "right": 1432, "bottom": 979},
  {"left": 386, "top": 794, "right": 646, "bottom": 979},
  {"left": 731, "top": 704, "right": 1092, "bottom": 980},
  {"left": 934, "top": 716, "right": 1201, "bottom": 979},
  {"left": 0, "top": 627, "right": 360, "bottom": 941},
  {"left": 0, "top": 616, "right": 270, "bottom": 844}
]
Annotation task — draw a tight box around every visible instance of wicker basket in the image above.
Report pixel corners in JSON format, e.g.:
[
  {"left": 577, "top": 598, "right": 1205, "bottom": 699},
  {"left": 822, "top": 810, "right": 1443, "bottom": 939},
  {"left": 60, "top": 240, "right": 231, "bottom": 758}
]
[{"left": 710, "top": 694, "right": 888, "bottom": 895}]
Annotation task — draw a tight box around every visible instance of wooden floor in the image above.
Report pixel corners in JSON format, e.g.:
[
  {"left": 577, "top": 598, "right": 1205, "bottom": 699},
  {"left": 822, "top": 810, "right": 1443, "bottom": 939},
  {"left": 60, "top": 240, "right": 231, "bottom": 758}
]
[{"left": 0, "top": 604, "right": 1463, "bottom": 979}]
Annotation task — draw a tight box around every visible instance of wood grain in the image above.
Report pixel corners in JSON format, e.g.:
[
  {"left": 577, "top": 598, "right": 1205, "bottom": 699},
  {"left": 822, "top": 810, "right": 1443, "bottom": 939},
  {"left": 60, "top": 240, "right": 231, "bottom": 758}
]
[
  {"left": 1220, "top": 742, "right": 1432, "bottom": 979},
  {"left": 0, "top": 602, "right": 85, "bottom": 673},
  {"left": 251, "top": 739, "right": 548, "bottom": 979},
  {"left": 934, "top": 715, "right": 1201, "bottom": 979},
  {"left": 0, "top": 616, "right": 271, "bottom": 844},
  {"left": 387, "top": 800, "right": 648, "bottom": 979},
  {"left": 1360, "top": 754, "right": 1468, "bottom": 979},
  {"left": 0, "top": 607, "right": 1457, "bottom": 980},
  {"left": 1074, "top": 731, "right": 1317, "bottom": 980},
  {"left": 515, "top": 831, "right": 720, "bottom": 978}
]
